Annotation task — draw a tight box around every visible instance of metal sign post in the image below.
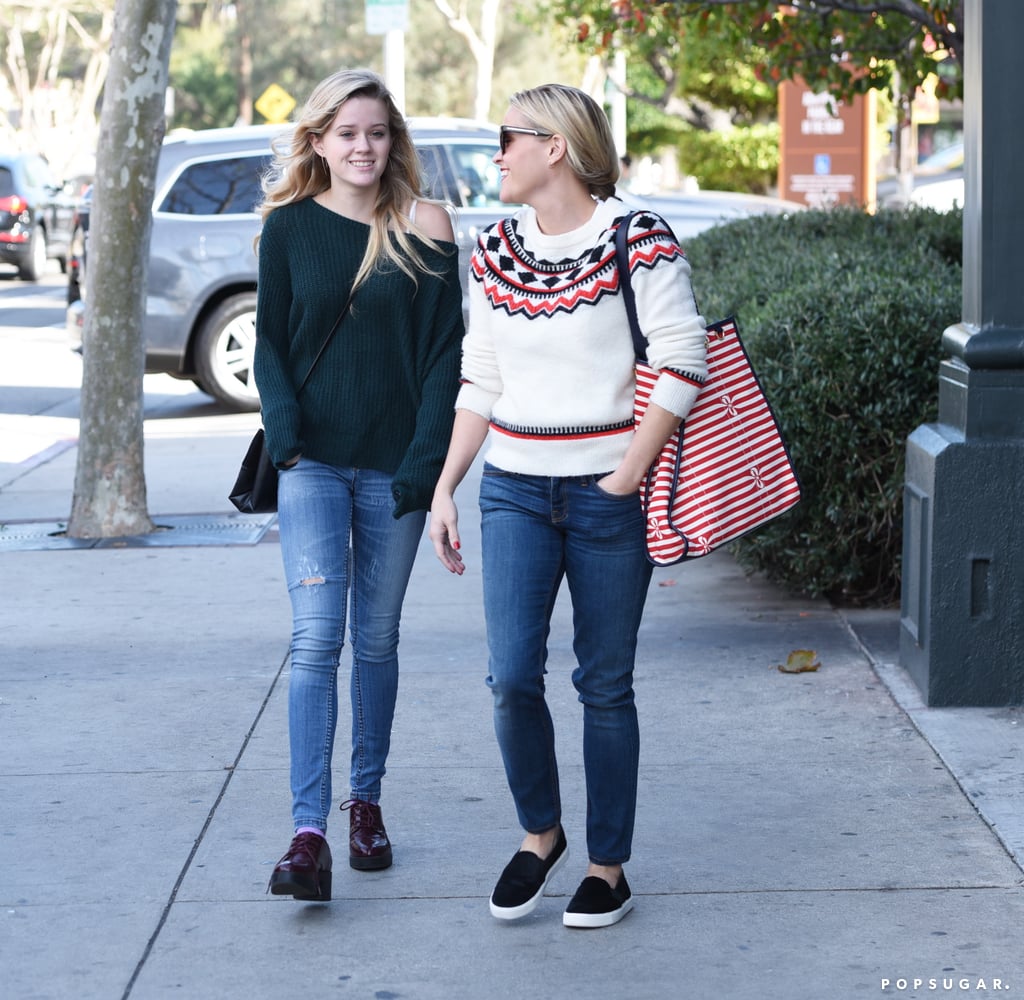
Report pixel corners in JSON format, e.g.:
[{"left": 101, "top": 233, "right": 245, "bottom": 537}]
[{"left": 366, "top": 0, "right": 408, "bottom": 113}]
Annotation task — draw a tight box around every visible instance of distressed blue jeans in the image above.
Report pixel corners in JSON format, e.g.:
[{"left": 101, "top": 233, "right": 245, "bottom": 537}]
[
  {"left": 479, "top": 464, "right": 653, "bottom": 865},
  {"left": 278, "top": 459, "right": 424, "bottom": 832}
]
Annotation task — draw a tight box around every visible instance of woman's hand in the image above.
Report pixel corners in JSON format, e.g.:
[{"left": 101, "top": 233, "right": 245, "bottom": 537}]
[
  {"left": 605, "top": 402, "right": 683, "bottom": 495},
  {"left": 427, "top": 408, "right": 490, "bottom": 575},
  {"left": 429, "top": 492, "right": 465, "bottom": 575},
  {"left": 596, "top": 470, "right": 640, "bottom": 497}
]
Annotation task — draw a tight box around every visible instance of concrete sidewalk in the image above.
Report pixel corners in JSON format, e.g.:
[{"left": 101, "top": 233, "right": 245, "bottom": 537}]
[{"left": 1, "top": 418, "right": 1023, "bottom": 1000}]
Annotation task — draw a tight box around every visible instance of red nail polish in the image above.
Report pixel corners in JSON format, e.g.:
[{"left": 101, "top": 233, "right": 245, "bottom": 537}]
[{"left": 453, "top": 541, "right": 460, "bottom": 550}]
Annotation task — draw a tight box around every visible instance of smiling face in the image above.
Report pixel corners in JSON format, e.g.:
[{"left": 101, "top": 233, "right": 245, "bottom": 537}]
[
  {"left": 494, "top": 110, "right": 554, "bottom": 205},
  {"left": 312, "top": 95, "right": 393, "bottom": 195}
]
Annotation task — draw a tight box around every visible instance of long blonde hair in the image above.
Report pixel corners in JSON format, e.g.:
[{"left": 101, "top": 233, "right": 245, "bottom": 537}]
[
  {"left": 508, "top": 84, "right": 619, "bottom": 200},
  {"left": 258, "top": 68, "right": 448, "bottom": 290}
]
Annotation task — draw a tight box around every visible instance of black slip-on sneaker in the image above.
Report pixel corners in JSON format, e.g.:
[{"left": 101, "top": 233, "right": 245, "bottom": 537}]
[
  {"left": 562, "top": 873, "right": 634, "bottom": 928},
  {"left": 489, "top": 827, "right": 568, "bottom": 920}
]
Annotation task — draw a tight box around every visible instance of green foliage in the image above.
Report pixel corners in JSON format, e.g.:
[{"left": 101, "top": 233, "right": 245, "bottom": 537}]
[
  {"left": 675, "top": 122, "right": 780, "bottom": 193},
  {"left": 735, "top": 0, "right": 964, "bottom": 101},
  {"left": 619, "top": 49, "right": 778, "bottom": 187},
  {"left": 169, "top": 24, "right": 238, "bottom": 130},
  {"left": 545, "top": 1, "right": 963, "bottom": 104},
  {"left": 418, "top": 0, "right": 586, "bottom": 121},
  {"left": 683, "top": 206, "right": 964, "bottom": 606},
  {"left": 535, "top": 0, "right": 779, "bottom": 128},
  {"left": 165, "top": 0, "right": 587, "bottom": 130},
  {"left": 670, "top": 21, "right": 777, "bottom": 122},
  {"left": 527, "top": 3, "right": 784, "bottom": 190},
  {"left": 168, "top": 0, "right": 380, "bottom": 129}
]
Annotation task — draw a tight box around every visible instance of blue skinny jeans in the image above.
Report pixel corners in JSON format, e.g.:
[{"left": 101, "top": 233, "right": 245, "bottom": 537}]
[
  {"left": 479, "top": 464, "right": 653, "bottom": 865},
  {"left": 277, "top": 459, "right": 424, "bottom": 833}
]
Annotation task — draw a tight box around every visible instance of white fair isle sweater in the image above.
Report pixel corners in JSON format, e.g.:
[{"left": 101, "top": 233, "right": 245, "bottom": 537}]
[{"left": 456, "top": 197, "right": 708, "bottom": 476}]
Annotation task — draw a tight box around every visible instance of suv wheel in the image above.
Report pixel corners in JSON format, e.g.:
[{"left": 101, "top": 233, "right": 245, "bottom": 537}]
[
  {"left": 193, "top": 292, "right": 260, "bottom": 411},
  {"left": 19, "top": 226, "right": 47, "bottom": 281}
]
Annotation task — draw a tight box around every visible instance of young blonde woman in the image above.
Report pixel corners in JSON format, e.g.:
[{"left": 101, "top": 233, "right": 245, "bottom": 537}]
[
  {"left": 257, "top": 68, "right": 464, "bottom": 902},
  {"left": 429, "top": 84, "right": 707, "bottom": 928}
]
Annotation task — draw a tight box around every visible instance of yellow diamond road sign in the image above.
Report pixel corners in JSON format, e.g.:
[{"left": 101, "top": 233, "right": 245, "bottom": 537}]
[{"left": 255, "top": 84, "right": 296, "bottom": 124}]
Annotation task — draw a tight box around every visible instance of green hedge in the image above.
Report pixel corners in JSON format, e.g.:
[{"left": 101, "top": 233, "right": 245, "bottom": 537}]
[
  {"left": 674, "top": 124, "right": 781, "bottom": 195},
  {"left": 683, "top": 207, "right": 963, "bottom": 606}
]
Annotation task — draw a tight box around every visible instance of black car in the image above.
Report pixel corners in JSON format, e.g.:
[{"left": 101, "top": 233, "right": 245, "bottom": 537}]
[{"left": 0, "top": 152, "right": 77, "bottom": 280}]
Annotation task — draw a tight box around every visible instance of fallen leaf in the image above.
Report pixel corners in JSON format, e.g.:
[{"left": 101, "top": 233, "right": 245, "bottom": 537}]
[{"left": 777, "top": 649, "right": 821, "bottom": 673}]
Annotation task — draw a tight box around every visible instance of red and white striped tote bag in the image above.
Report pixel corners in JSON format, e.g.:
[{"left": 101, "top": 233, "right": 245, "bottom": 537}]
[{"left": 634, "top": 317, "right": 802, "bottom": 564}]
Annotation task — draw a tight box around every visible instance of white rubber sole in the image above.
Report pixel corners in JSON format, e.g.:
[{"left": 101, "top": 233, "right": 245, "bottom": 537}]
[
  {"left": 562, "top": 895, "right": 634, "bottom": 928},
  {"left": 489, "top": 844, "right": 569, "bottom": 921}
]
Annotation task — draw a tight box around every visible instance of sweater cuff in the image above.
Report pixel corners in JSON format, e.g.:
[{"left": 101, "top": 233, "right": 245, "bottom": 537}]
[
  {"left": 391, "top": 478, "right": 427, "bottom": 519},
  {"left": 650, "top": 371, "right": 702, "bottom": 419},
  {"left": 455, "top": 381, "right": 498, "bottom": 420}
]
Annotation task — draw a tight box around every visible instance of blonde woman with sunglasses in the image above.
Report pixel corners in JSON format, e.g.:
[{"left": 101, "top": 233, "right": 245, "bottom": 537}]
[{"left": 430, "top": 84, "right": 707, "bottom": 928}]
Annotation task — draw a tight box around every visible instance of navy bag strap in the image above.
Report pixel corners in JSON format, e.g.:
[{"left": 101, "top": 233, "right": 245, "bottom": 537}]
[
  {"left": 613, "top": 210, "right": 648, "bottom": 363},
  {"left": 296, "top": 288, "right": 356, "bottom": 396}
]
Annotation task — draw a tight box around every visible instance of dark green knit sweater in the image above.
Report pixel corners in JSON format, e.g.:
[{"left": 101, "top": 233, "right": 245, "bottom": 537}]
[{"left": 253, "top": 198, "right": 464, "bottom": 517}]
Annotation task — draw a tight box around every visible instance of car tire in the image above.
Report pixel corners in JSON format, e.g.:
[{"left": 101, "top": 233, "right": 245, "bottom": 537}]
[
  {"left": 193, "top": 291, "right": 261, "bottom": 412},
  {"left": 18, "top": 226, "right": 47, "bottom": 281}
]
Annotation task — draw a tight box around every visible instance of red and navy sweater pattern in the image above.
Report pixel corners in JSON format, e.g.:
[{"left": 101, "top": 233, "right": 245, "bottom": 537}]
[
  {"left": 471, "top": 210, "right": 689, "bottom": 320},
  {"left": 468, "top": 211, "right": 706, "bottom": 449}
]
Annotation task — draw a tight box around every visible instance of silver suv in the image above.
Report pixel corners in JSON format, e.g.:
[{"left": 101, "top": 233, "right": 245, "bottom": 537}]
[{"left": 67, "top": 119, "right": 509, "bottom": 411}]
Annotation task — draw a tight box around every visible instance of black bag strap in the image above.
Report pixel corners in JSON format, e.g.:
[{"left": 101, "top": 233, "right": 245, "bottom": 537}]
[
  {"left": 295, "top": 288, "right": 356, "bottom": 396},
  {"left": 613, "top": 211, "right": 649, "bottom": 363}
]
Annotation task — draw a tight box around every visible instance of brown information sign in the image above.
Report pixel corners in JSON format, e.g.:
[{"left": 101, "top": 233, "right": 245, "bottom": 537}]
[{"left": 779, "top": 79, "right": 876, "bottom": 210}]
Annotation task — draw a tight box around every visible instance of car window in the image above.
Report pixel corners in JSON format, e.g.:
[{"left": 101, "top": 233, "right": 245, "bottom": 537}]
[
  {"left": 21, "top": 155, "right": 55, "bottom": 190},
  {"left": 157, "top": 154, "right": 271, "bottom": 215},
  {"left": 447, "top": 144, "right": 504, "bottom": 208},
  {"left": 0, "top": 167, "right": 13, "bottom": 198},
  {"left": 416, "top": 145, "right": 456, "bottom": 203}
]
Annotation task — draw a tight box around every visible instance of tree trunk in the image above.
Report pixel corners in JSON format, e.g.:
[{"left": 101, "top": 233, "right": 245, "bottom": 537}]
[
  {"left": 474, "top": 0, "right": 500, "bottom": 122},
  {"left": 894, "top": 84, "right": 917, "bottom": 206},
  {"left": 235, "top": 0, "right": 254, "bottom": 125},
  {"left": 68, "top": 0, "right": 178, "bottom": 539},
  {"left": 434, "top": 0, "right": 501, "bottom": 122}
]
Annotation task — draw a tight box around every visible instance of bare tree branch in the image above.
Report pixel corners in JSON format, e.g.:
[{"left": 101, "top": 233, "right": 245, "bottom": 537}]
[{"left": 433, "top": 0, "right": 502, "bottom": 120}]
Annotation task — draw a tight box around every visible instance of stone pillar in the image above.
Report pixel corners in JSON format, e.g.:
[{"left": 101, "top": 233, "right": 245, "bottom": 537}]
[{"left": 900, "top": 0, "right": 1024, "bottom": 706}]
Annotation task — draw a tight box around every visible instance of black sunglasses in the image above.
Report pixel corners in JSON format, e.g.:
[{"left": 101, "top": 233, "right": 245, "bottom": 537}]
[{"left": 499, "top": 125, "right": 554, "bottom": 153}]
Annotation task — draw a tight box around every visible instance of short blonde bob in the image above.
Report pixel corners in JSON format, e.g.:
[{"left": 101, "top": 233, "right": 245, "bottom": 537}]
[
  {"left": 258, "top": 68, "right": 449, "bottom": 291},
  {"left": 507, "top": 83, "right": 619, "bottom": 201}
]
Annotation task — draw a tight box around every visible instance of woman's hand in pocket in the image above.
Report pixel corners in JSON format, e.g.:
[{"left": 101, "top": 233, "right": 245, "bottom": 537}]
[{"left": 596, "top": 471, "right": 639, "bottom": 497}]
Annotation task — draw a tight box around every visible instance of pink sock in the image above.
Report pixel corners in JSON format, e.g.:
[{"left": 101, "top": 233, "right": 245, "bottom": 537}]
[{"left": 296, "top": 826, "right": 325, "bottom": 838}]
